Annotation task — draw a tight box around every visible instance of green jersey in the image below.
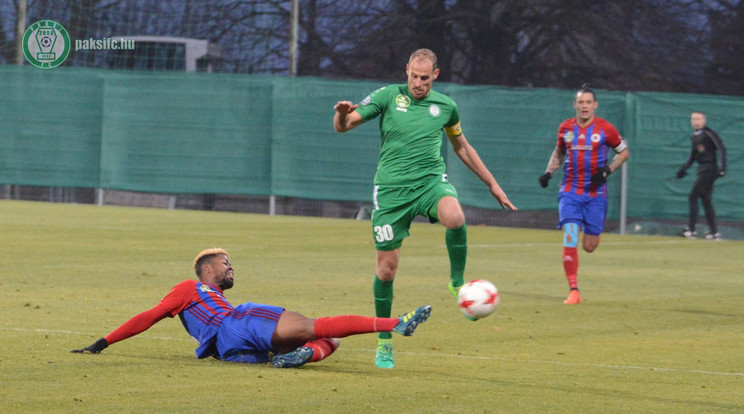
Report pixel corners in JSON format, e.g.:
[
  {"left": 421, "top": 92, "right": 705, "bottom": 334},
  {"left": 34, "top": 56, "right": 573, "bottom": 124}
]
[{"left": 355, "top": 84, "right": 461, "bottom": 186}]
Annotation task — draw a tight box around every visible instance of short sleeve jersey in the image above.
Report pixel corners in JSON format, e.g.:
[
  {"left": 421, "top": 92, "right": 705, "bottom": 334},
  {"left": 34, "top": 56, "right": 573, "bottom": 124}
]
[
  {"left": 355, "top": 84, "right": 461, "bottom": 186},
  {"left": 159, "top": 279, "right": 235, "bottom": 358},
  {"left": 556, "top": 116, "right": 623, "bottom": 198}
]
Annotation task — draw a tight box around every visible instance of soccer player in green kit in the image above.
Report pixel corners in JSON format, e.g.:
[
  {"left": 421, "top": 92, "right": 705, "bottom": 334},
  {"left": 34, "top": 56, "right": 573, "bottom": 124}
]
[{"left": 334, "top": 48, "right": 517, "bottom": 369}]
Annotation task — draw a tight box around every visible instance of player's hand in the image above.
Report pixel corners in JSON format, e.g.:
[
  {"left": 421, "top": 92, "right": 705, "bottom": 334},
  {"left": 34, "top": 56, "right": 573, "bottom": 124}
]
[
  {"left": 590, "top": 166, "right": 611, "bottom": 185},
  {"left": 718, "top": 170, "right": 726, "bottom": 178},
  {"left": 71, "top": 338, "right": 108, "bottom": 354},
  {"left": 333, "top": 101, "right": 358, "bottom": 115},
  {"left": 675, "top": 169, "right": 687, "bottom": 179},
  {"left": 538, "top": 172, "right": 552, "bottom": 188},
  {"left": 489, "top": 185, "right": 517, "bottom": 211}
]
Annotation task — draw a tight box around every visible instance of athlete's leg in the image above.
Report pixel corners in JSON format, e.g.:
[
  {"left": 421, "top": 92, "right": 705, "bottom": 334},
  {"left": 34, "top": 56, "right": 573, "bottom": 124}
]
[
  {"left": 699, "top": 173, "right": 717, "bottom": 234},
  {"left": 376, "top": 249, "right": 400, "bottom": 282},
  {"left": 374, "top": 249, "right": 398, "bottom": 368},
  {"left": 562, "top": 222, "right": 580, "bottom": 291},
  {"left": 272, "top": 310, "right": 401, "bottom": 354},
  {"left": 582, "top": 234, "right": 600, "bottom": 253},
  {"left": 581, "top": 196, "right": 607, "bottom": 253},
  {"left": 270, "top": 306, "right": 432, "bottom": 366},
  {"left": 375, "top": 248, "right": 399, "bottom": 333},
  {"left": 688, "top": 175, "right": 706, "bottom": 232},
  {"left": 558, "top": 194, "right": 583, "bottom": 304},
  {"left": 437, "top": 196, "right": 467, "bottom": 293},
  {"left": 436, "top": 196, "right": 466, "bottom": 229}
]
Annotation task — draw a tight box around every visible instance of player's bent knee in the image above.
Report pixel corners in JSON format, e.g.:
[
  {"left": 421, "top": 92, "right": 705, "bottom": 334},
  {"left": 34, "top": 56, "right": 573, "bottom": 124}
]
[{"left": 582, "top": 240, "right": 599, "bottom": 253}]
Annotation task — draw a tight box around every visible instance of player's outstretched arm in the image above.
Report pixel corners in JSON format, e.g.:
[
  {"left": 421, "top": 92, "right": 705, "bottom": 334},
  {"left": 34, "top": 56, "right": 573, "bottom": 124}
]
[
  {"left": 333, "top": 101, "right": 363, "bottom": 132},
  {"left": 71, "top": 305, "right": 170, "bottom": 354},
  {"left": 448, "top": 133, "right": 517, "bottom": 211}
]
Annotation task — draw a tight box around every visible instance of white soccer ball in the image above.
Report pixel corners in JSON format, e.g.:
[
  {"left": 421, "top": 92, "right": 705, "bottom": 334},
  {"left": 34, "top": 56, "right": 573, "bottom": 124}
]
[{"left": 457, "top": 279, "right": 499, "bottom": 321}]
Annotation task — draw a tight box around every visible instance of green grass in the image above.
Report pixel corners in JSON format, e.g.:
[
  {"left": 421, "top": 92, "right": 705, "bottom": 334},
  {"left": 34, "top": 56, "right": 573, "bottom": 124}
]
[{"left": 1, "top": 200, "right": 742, "bottom": 413}]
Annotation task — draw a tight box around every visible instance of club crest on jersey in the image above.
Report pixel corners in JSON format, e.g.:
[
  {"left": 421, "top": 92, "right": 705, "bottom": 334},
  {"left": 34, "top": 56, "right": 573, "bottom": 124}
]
[
  {"left": 563, "top": 131, "right": 574, "bottom": 143},
  {"left": 590, "top": 133, "right": 601, "bottom": 143},
  {"left": 395, "top": 94, "right": 410, "bottom": 112},
  {"left": 200, "top": 284, "right": 214, "bottom": 293},
  {"left": 429, "top": 104, "right": 441, "bottom": 117}
]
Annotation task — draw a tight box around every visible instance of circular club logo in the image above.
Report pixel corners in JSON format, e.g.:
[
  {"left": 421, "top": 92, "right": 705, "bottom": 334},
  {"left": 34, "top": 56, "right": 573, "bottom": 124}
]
[
  {"left": 22, "top": 20, "right": 71, "bottom": 69},
  {"left": 395, "top": 94, "right": 411, "bottom": 108}
]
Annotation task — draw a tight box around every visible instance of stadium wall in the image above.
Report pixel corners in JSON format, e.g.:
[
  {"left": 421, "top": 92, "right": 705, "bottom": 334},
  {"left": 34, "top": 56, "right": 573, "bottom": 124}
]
[{"left": 1, "top": 66, "right": 742, "bottom": 227}]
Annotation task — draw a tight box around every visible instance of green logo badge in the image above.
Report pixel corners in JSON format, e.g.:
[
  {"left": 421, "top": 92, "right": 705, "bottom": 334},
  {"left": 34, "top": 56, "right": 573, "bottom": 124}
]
[
  {"left": 22, "top": 20, "right": 71, "bottom": 69},
  {"left": 395, "top": 94, "right": 411, "bottom": 108}
]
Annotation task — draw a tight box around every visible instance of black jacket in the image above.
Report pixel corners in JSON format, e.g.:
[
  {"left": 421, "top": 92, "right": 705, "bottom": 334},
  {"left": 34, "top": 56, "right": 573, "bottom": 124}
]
[{"left": 680, "top": 126, "right": 726, "bottom": 174}]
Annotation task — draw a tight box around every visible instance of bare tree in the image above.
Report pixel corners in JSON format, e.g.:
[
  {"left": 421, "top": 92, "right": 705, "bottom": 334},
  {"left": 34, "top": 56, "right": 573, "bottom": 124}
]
[{"left": 705, "top": 0, "right": 744, "bottom": 95}]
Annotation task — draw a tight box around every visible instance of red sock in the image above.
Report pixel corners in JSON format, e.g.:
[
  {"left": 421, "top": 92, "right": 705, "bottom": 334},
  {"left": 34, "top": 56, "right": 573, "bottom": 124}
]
[
  {"left": 562, "top": 246, "right": 578, "bottom": 289},
  {"left": 304, "top": 338, "right": 340, "bottom": 362},
  {"left": 313, "top": 315, "right": 397, "bottom": 338}
]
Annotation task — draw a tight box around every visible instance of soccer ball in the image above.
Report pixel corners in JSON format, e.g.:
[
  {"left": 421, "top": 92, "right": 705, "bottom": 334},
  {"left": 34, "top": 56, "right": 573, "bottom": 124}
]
[{"left": 457, "top": 279, "right": 499, "bottom": 321}]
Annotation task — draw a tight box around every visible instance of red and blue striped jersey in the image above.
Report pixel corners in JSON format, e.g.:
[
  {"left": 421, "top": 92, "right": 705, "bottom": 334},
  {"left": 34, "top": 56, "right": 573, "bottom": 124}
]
[
  {"left": 159, "top": 279, "right": 234, "bottom": 358},
  {"left": 556, "top": 117, "right": 622, "bottom": 198}
]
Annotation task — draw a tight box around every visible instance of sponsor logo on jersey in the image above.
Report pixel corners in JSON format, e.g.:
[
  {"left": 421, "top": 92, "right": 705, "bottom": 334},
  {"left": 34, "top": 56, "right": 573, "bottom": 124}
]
[
  {"left": 395, "top": 94, "right": 411, "bottom": 112},
  {"left": 200, "top": 284, "right": 214, "bottom": 293},
  {"left": 429, "top": 104, "right": 441, "bottom": 117}
]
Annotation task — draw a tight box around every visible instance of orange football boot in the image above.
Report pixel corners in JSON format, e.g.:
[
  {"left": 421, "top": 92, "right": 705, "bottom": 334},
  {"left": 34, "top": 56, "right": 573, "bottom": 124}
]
[{"left": 563, "top": 289, "right": 581, "bottom": 305}]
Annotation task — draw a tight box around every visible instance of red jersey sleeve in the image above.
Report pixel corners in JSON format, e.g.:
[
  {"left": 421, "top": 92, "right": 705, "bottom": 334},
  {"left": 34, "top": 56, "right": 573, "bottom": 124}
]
[
  {"left": 103, "top": 280, "right": 197, "bottom": 346},
  {"left": 598, "top": 119, "right": 622, "bottom": 148},
  {"left": 104, "top": 304, "right": 170, "bottom": 345},
  {"left": 556, "top": 119, "right": 572, "bottom": 150},
  {"left": 159, "top": 280, "right": 199, "bottom": 316}
]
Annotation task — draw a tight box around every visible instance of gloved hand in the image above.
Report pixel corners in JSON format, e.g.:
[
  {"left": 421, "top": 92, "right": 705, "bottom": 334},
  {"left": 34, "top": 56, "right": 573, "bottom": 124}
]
[
  {"left": 71, "top": 338, "right": 108, "bottom": 354},
  {"left": 718, "top": 170, "right": 726, "bottom": 178},
  {"left": 538, "top": 172, "right": 552, "bottom": 188},
  {"left": 675, "top": 169, "right": 687, "bottom": 179},
  {"left": 590, "top": 166, "right": 611, "bottom": 185}
]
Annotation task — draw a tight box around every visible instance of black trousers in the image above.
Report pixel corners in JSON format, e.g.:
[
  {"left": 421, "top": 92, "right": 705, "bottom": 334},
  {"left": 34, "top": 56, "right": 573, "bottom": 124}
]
[{"left": 688, "top": 169, "right": 718, "bottom": 233}]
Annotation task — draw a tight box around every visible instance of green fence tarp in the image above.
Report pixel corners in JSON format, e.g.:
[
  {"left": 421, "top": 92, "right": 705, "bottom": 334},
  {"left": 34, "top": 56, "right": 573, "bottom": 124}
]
[{"left": 0, "top": 66, "right": 742, "bottom": 222}]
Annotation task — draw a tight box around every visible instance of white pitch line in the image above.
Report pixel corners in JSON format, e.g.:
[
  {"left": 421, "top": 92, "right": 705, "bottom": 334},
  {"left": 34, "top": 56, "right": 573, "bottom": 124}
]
[
  {"left": 464, "top": 240, "right": 687, "bottom": 248},
  {"left": 12, "top": 327, "right": 742, "bottom": 378}
]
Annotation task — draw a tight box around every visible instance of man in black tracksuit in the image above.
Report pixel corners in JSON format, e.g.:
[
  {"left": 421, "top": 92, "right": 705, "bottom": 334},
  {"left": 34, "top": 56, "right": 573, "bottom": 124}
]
[{"left": 676, "top": 111, "right": 727, "bottom": 240}]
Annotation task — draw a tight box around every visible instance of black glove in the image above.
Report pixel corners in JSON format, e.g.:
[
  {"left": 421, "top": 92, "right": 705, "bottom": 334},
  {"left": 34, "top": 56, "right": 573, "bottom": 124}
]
[
  {"left": 538, "top": 172, "right": 552, "bottom": 188},
  {"left": 590, "top": 166, "right": 611, "bottom": 185},
  {"left": 675, "top": 169, "right": 687, "bottom": 179},
  {"left": 71, "top": 338, "right": 108, "bottom": 354}
]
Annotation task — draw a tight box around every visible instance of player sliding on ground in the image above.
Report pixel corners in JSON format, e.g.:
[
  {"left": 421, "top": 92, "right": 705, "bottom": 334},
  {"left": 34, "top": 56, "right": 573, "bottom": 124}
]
[{"left": 72, "top": 248, "right": 432, "bottom": 368}]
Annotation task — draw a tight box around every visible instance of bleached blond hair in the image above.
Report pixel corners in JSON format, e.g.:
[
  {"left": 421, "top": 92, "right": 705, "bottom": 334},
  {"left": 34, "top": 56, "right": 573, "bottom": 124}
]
[{"left": 193, "top": 248, "right": 229, "bottom": 277}]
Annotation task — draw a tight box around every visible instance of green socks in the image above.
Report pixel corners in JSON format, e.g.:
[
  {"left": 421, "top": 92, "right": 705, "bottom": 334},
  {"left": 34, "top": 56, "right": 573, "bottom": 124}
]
[
  {"left": 374, "top": 275, "right": 393, "bottom": 340},
  {"left": 446, "top": 224, "right": 467, "bottom": 290}
]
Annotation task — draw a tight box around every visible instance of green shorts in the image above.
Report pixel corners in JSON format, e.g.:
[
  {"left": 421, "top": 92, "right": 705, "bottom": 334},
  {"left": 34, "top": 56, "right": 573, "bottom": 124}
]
[{"left": 371, "top": 175, "right": 459, "bottom": 251}]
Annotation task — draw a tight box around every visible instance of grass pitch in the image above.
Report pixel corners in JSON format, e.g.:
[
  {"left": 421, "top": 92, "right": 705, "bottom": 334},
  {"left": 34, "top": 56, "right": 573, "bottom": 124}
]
[{"left": 1, "top": 200, "right": 742, "bottom": 413}]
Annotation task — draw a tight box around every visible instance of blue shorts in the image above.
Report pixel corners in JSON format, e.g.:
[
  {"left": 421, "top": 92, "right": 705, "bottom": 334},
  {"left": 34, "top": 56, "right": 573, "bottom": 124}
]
[
  {"left": 216, "top": 302, "right": 284, "bottom": 364},
  {"left": 558, "top": 192, "right": 607, "bottom": 236}
]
